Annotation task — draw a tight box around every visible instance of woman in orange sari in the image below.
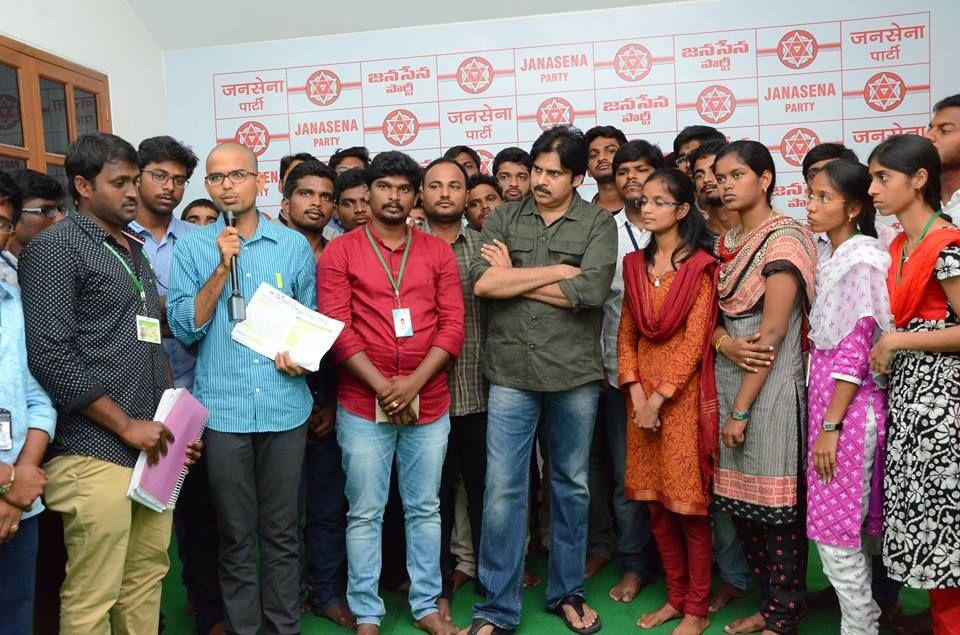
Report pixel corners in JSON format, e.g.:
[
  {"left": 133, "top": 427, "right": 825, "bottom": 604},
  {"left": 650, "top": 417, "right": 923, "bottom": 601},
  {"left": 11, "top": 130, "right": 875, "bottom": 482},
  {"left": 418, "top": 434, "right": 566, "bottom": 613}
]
[{"left": 617, "top": 168, "right": 719, "bottom": 635}]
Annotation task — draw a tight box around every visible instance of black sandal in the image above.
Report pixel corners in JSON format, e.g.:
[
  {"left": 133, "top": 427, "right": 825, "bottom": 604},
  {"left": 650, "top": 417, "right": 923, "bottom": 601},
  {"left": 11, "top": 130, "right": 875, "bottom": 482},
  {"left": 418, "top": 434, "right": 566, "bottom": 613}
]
[
  {"left": 550, "top": 595, "right": 602, "bottom": 634},
  {"left": 466, "top": 617, "right": 515, "bottom": 635}
]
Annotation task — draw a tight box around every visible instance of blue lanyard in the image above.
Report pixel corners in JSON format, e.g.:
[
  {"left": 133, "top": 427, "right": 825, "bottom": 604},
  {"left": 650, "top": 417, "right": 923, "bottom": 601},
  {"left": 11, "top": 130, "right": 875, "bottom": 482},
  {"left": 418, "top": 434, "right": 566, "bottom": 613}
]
[
  {"left": 625, "top": 222, "right": 642, "bottom": 252},
  {"left": 0, "top": 252, "right": 16, "bottom": 272}
]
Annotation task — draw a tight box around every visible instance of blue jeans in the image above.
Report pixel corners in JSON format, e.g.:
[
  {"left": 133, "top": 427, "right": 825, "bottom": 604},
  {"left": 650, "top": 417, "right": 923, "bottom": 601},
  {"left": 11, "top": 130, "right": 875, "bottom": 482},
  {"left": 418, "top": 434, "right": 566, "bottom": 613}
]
[
  {"left": 0, "top": 514, "right": 39, "bottom": 635},
  {"left": 712, "top": 509, "right": 751, "bottom": 591},
  {"left": 475, "top": 382, "right": 600, "bottom": 630},
  {"left": 337, "top": 407, "right": 450, "bottom": 626},
  {"left": 303, "top": 430, "right": 348, "bottom": 611}
]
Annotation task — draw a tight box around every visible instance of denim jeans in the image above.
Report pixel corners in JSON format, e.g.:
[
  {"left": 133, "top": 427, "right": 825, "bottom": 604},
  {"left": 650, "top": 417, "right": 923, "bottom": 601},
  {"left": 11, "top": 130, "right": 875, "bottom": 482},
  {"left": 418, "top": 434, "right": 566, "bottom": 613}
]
[
  {"left": 712, "top": 509, "right": 751, "bottom": 591},
  {"left": 0, "top": 514, "right": 39, "bottom": 635},
  {"left": 303, "top": 430, "right": 348, "bottom": 611},
  {"left": 337, "top": 407, "right": 450, "bottom": 626},
  {"left": 475, "top": 381, "right": 600, "bottom": 630}
]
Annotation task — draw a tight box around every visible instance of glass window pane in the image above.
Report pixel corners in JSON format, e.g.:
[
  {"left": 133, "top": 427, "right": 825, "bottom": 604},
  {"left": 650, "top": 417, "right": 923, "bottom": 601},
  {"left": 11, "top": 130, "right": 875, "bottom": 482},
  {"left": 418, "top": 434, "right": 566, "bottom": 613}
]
[
  {"left": 74, "top": 89, "right": 99, "bottom": 136},
  {"left": 0, "top": 156, "right": 26, "bottom": 174},
  {"left": 40, "top": 78, "right": 69, "bottom": 155},
  {"left": 46, "top": 165, "right": 71, "bottom": 207},
  {"left": 0, "top": 64, "right": 24, "bottom": 148}
]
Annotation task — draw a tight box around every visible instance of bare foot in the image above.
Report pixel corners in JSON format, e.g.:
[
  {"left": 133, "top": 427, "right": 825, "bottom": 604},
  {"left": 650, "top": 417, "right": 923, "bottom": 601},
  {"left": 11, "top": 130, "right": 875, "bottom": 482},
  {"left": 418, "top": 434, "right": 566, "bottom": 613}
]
[
  {"left": 584, "top": 553, "right": 610, "bottom": 579},
  {"left": 608, "top": 572, "right": 645, "bottom": 603},
  {"left": 356, "top": 625, "right": 380, "bottom": 635},
  {"left": 318, "top": 602, "right": 357, "bottom": 629},
  {"left": 560, "top": 600, "right": 599, "bottom": 631},
  {"left": 452, "top": 569, "right": 473, "bottom": 592},
  {"left": 708, "top": 582, "right": 747, "bottom": 613},
  {"left": 672, "top": 615, "right": 710, "bottom": 635},
  {"left": 437, "top": 598, "right": 453, "bottom": 623},
  {"left": 723, "top": 612, "right": 765, "bottom": 634},
  {"left": 523, "top": 569, "right": 542, "bottom": 588},
  {"left": 637, "top": 603, "right": 682, "bottom": 629},
  {"left": 414, "top": 611, "right": 459, "bottom": 635}
]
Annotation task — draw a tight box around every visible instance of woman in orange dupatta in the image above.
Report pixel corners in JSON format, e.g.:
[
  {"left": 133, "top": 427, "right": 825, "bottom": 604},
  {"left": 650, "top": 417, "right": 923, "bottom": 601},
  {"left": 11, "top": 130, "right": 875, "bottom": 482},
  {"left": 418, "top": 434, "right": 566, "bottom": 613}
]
[
  {"left": 617, "top": 169, "right": 718, "bottom": 635},
  {"left": 867, "top": 135, "right": 960, "bottom": 635}
]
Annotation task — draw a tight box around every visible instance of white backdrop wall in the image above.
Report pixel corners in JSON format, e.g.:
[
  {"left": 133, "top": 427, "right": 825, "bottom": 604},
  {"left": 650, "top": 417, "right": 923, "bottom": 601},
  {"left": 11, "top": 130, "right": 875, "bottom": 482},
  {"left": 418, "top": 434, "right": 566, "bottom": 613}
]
[{"left": 164, "top": 0, "right": 960, "bottom": 217}]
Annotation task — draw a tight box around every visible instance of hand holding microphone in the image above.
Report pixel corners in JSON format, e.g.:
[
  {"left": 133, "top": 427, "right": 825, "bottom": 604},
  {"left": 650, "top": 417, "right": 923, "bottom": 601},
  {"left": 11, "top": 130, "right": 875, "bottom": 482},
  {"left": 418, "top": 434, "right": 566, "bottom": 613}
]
[{"left": 220, "top": 210, "right": 246, "bottom": 322}]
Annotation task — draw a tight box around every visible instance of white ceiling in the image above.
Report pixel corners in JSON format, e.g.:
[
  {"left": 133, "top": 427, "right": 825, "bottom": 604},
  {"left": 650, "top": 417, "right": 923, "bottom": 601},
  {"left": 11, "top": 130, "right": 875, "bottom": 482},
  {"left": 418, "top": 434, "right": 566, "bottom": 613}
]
[{"left": 126, "top": 0, "right": 683, "bottom": 50}]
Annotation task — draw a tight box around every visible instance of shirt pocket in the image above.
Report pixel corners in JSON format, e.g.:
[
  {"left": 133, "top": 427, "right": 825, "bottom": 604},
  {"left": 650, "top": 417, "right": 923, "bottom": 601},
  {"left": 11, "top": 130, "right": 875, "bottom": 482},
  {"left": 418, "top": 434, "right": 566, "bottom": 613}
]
[
  {"left": 548, "top": 238, "right": 587, "bottom": 266},
  {"left": 510, "top": 237, "right": 536, "bottom": 267}
]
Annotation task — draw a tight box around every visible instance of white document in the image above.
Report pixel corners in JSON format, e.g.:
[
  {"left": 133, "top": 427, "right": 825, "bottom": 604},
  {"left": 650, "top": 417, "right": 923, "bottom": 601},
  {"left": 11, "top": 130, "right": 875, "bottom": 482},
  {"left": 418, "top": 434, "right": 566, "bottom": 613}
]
[{"left": 230, "top": 283, "right": 344, "bottom": 372}]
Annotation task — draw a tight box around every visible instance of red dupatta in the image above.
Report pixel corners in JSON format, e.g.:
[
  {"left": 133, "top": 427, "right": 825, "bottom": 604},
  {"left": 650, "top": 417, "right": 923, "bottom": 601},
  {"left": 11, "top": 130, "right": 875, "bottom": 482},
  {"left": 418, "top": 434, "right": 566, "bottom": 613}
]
[
  {"left": 888, "top": 227, "right": 960, "bottom": 328},
  {"left": 621, "top": 248, "right": 720, "bottom": 488}
]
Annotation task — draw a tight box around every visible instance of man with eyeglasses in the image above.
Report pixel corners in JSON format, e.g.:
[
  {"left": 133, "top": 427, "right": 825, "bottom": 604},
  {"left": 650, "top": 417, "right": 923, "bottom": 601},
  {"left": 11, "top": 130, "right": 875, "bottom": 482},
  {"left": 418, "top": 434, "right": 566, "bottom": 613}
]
[
  {"left": 0, "top": 169, "right": 66, "bottom": 288},
  {"left": 168, "top": 142, "right": 318, "bottom": 635},
  {"left": 672, "top": 125, "right": 726, "bottom": 177}
]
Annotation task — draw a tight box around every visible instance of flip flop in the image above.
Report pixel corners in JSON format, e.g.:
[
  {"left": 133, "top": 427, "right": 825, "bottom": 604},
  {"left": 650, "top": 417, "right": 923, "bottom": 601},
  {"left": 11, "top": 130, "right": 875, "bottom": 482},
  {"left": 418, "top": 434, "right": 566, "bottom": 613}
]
[
  {"left": 466, "top": 617, "right": 515, "bottom": 634},
  {"left": 550, "top": 595, "right": 602, "bottom": 634}
]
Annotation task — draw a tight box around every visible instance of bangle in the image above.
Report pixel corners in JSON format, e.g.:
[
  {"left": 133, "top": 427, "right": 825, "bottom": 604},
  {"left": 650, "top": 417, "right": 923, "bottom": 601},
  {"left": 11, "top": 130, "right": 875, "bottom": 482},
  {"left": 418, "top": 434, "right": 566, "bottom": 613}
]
[
  {"left": 715, "top": 334, "right": 730, "bottom": 354},
  {"left": 0, "top": 465, "right": 15, "bottom": 497},
  {"left": 731, "top": 410, "right": 750, "bottom": 421}
]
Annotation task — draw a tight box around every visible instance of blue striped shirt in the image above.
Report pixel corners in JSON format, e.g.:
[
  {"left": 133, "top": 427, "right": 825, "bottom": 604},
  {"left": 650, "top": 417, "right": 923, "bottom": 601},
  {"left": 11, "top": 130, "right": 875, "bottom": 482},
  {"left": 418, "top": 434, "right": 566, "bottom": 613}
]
[{"left": 167, "top": 212, "right": 316, "bottom": 433}]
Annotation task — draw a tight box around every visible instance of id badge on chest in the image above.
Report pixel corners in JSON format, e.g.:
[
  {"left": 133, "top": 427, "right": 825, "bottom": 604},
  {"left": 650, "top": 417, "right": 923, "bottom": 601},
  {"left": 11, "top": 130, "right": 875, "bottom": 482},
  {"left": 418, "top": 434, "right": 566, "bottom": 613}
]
[
  {"left": 0, "top": 409, "right": 12, "bottom": 451},
  {"left": 392, "top": 308, "right": 413, "bottom": 338},
  {"left": 136, "top": 315, "right": 162, "bottom": 344}
]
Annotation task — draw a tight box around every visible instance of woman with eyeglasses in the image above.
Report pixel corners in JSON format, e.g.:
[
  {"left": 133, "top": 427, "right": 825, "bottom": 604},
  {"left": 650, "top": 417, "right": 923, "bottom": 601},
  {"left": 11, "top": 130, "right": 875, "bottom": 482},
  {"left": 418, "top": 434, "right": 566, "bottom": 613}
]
[
  {"left": 617, "top": 168, "right": 719, "bottom": 635},
  {"left": 709, "top": 140, "right": 817, "bottom": 635},
  {"left": 866, "top": 134, "right": 960, "bottom": 634},
  {"left": 804, "top": 159, "right": 892, "bottom": 634}
]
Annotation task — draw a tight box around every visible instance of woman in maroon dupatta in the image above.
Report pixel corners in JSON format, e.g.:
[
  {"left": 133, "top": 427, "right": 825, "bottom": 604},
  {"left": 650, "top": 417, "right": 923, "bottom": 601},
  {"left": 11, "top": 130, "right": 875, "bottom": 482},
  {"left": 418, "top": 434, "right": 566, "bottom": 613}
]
[{"left": 617, "top": 169, "right": 719, "bottom": 635}]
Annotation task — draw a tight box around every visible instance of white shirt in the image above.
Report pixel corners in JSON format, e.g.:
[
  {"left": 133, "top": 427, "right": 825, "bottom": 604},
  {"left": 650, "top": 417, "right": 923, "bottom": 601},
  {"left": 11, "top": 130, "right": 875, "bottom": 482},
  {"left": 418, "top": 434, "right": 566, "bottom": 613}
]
[
  {"left": 943, "top": 188, "right": 960, "bottom": 218},
  {"left": 601, "top": 210, "right": 649, "bottom": 388}
]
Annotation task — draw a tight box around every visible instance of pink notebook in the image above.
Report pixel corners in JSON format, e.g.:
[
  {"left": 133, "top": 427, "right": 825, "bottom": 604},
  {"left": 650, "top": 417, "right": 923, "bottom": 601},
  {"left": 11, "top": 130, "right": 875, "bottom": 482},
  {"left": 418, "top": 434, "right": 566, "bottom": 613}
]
[{"left": 127, "top": 388, "right": 209, "bottom": 513}]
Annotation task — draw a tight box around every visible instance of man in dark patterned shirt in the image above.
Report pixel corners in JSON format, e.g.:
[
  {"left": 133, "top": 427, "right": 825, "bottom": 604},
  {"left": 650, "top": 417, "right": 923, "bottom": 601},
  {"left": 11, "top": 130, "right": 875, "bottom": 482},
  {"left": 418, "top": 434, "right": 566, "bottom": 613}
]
[{"left": 19, "top": 133, "right": 199, "bottom": 634}]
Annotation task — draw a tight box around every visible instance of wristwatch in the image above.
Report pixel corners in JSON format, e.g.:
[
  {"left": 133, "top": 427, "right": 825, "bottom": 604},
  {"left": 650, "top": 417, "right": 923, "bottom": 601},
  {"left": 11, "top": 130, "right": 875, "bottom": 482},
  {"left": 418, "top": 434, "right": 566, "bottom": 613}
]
[
  {"left": 0, "top": 465, "right": 14, "bottom": 496},
  {"left": 821, "top": 420, "right": 844, "bottom": 432}
]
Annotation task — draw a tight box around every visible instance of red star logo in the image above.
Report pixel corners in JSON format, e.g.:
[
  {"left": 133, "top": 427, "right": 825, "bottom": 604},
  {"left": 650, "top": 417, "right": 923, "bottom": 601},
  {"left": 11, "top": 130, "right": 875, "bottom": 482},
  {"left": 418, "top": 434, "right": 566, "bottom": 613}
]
[
  {"left": 478, "top": 149, "right": 494, "bottom": 175},
  {"left": 382, "top": 109, "right": 419, "bottom": 146},
  {"left": 780, "top": 127, "right": 820, "bottom": 167},
  {"left": 234, "top": 121, "right": 270, "bottom": 156},
  {"left": 457, "top": 57, "right": 493, "bottom": 94},
  {"left": 0, "top": 94, "right": 19, "bottom": 131},
  {"left": 778, "top": 30, "right": 819, "bottom": 69},
  {"left": 696, "top": 85, "right": 736, "bottom": 124},
  {"left": 536, "top": 97, "right": 575, "bottom": 130},
  {"left": 305, "top": 69, "right": 341, "bottom": 107},
  {"left": 614, "top": 44, "right": 653, "bottom": 82},
  {"left": 863, "top": 72, "right": 906, "bottom": 112}
]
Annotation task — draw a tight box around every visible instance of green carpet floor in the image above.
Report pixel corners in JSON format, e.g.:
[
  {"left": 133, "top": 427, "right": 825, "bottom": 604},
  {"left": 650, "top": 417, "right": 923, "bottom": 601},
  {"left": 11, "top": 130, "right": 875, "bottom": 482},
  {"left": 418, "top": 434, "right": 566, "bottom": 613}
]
[{"left": 161, "top": 541, "right": 929, "bottom": 633}]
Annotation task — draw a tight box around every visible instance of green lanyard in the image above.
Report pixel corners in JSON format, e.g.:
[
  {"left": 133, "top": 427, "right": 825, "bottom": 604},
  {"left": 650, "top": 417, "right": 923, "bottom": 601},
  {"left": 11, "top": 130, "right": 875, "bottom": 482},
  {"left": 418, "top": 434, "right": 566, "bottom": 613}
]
[
  {"left": 364, "top": 225, "right": 411, "bottom": 304},
  {"left": 102, "top": 242, "right": 147, "bottom": 308},
  {"left": 896, "top": 210, "right": 942, "bottom": 285}
]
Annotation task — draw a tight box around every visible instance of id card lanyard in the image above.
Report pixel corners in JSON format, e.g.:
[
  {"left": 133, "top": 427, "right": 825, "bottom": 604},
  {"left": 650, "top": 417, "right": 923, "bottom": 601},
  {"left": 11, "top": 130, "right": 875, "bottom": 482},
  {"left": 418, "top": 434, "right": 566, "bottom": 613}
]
[
  {"left": 103, "top": 241, "right": 161, "bottom": 344},
  {"left": 364, "top": 225, "right": 413, "bottom": 338},
  {"left": 625, "top": 222, "right": 642, "bottom": 252}
]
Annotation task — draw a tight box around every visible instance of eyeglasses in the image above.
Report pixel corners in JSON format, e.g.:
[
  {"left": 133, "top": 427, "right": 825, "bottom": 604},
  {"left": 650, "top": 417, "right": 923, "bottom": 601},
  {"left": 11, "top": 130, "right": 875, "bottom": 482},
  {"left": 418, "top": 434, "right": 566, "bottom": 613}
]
[
  {"left": 675, "top": 154, "right": 690, "bottom": 167},
  {"left": 807, "top": 192, "right": 846, "bottom": 205},
  {"left": 22, "top": 204, "right": 67, "bottom": 218},
  {"left": 639, "top": 198, "right": 683, "bottom": 209},
  {"left": 204, "top": 170, "right": 258, "bottom": 186},
  {"left": 142, "top": 168, "right": 189, "bottom": 189},
  {"left": 0, "top": 219, "right": 14, "bottom": 234}
]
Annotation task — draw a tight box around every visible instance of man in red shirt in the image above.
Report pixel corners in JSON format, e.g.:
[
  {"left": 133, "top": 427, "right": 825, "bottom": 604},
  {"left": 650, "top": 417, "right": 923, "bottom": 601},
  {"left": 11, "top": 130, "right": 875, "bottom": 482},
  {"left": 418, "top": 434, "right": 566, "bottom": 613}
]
[{"left": 317, "top": 151, "right": 464, "bottom": 635}]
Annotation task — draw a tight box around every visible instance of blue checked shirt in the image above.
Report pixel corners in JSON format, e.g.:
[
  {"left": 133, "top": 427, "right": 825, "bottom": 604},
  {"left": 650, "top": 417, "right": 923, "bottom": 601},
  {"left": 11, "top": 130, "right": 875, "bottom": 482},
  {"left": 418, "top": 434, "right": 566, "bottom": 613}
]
[{"left": 167, "top": 213, "right": 317, "bottom": 433}]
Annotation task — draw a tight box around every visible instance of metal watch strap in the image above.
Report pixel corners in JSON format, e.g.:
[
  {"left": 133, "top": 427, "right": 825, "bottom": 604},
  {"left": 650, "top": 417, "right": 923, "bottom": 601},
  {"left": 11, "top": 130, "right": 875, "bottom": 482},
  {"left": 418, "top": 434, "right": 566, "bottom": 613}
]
[{"left": 821, "top": 420, "right": 843, "bottom": 432}]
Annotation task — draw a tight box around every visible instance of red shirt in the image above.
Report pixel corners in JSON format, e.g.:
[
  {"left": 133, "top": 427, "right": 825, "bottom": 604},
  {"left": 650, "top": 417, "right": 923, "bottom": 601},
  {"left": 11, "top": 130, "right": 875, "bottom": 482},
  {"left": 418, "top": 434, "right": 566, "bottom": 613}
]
[{"left": 317, "top": 227, "right": 465, "bottom": 423}]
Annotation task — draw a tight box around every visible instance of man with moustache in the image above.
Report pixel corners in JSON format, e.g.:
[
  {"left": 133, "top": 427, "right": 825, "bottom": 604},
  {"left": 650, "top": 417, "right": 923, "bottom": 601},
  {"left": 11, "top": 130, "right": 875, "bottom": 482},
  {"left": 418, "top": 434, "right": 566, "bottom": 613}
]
[
  {"left": 469, "top": 126, "right": 617, "bottom": 635},
  {"left": 690, "top": 142, "right": 741, "bottom": 236},
  {"left": 586, "top": 126, "right": 628, "bottom": 214},
  {"left": 0, "top": 169, "right": 66, "bottom": 288},
  {"left": 20, "top": 133, "right": 201, "bottom": 634},
  {"left": 420, "top": 158, "right": 489, "bottom": 620},
  {"left": 317, "top": 151, "right": 464, "bottom": 635},
  {"left": 925, "top": 94, "right": 960, "bottom": 216},
  {"left": 168, "top": 142, "right": 317, "bottom": 635},
  {"left": 465, "top": 174, "right": 502, "bottom": 231},
  {"left": 334, "top": 168, "right": 371, "bottom": 233},
  {"left": 493, "top": 147, "right": 532, "bottom": 203},
  {"left": 280, "top": 160, "right": 337, "bottom": 258}
]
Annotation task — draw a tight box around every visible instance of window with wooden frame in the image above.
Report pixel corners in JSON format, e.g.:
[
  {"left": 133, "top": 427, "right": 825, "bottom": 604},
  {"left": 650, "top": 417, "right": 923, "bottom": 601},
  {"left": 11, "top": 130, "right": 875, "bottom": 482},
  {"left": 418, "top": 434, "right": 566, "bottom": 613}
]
[{"left": 0, "top": 33, "right": 112, "bottom": 195}]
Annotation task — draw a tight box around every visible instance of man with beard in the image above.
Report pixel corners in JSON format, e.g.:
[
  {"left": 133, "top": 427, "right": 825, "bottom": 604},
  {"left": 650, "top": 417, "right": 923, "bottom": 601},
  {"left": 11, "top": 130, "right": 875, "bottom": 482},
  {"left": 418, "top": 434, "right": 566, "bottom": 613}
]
[
  {"left": 926, "top": 94, "right": 960, "bottom": 217},
  {"left": 690, "top": 142, "right": 741, "bottom": 236},
  {"left": 586, "top": 126, "right": 628, "bottom": 213},
  {"left": 672, "top": 125, "right": 726, "bottom": 176},
  {"left": 317, "top": 151, "right": 464, "bottom": 635},
  {"left": 465, "top": 174, "right": 502, "bottom": 231},
  {"left": 334, "top": 168, "right": 371, "bottom": 233},
  {"left": 280, "top": 161, "right": 337, "bottom": 259},
  {"left": 493, "top": 147, "right": 531, "bottom": 202}
]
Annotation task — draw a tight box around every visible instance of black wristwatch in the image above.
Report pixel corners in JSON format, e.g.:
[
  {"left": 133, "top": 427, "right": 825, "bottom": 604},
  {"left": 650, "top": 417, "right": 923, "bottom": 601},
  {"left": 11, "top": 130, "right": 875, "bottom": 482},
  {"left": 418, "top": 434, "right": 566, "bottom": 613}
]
[{"left": 821, "top": 420, "right": 843, "bottom": 432}]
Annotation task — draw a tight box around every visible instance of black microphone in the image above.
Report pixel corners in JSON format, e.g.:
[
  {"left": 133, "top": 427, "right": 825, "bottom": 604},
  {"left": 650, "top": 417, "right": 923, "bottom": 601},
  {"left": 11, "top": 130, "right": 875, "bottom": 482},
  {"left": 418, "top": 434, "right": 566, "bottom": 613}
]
[{"left": 225, "top": 210, "right": 246, "bottom": 323}]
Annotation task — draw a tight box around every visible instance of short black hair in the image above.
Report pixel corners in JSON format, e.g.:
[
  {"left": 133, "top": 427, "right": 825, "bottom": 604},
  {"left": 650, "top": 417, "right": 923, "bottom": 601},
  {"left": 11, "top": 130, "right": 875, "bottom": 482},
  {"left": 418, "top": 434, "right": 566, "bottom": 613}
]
[
  {"left": 492, "top": 147, "right": 531, "bottom": 175},
  {"left": 423, "top": 157, "right": 468, "bottom": 184},
  {"left": 715, "top": 140, "right": 777, "bottom": 206},
  {"left": 673, "top": 125, "right": 726, "bottom": 154},
  {"left": 467, "top": 173, "right": 502, "bottom": 197},
  {"left": 279, "top": 152, "right": 317, "bottom": 181},
  {"left": 612, "top": 139, "right": 665, "bottom": 174},
  {"left": 329, "top": 146, "right": 370, "bottom": 171},
  {"left": 180, "top": 198, "right": 218, "bottom": 221},
  {"left": 530, "top": 126, "right": 589, "bottom": 178},
  {"left": 11, "top": 169, "right": 65, "bottom": 203},
  {"left": 138, "top": 136, "right": 199, "bottom": 179},
  {"left": 334, "top": 168, "right": 367, "bottom": 203},
  {"left": 585, "top": 125, "right": 628, "bottom": 148},
  {"left": 933, "top": 93, "right": 960, "bottom": 114},
  {"left": 443, "top": 145, "right": 482, "bottom": 171},
  {"left": 283, "top": 160, "right": 337, "bottom": 200},
  {"left": 688, "top": 141, "right": 728, "bottom": 171},
  {"left": 365, "top": 151, "right": 422, "bottom": 190},
  {"left": 0, "top": 171, "right": 24, "bottom": 226},
  {"left": 65, "top": 133, "right": 139, "bottom": 201},
  {"left": 801, "top": 143, "right": 859, "bottom": 181}
]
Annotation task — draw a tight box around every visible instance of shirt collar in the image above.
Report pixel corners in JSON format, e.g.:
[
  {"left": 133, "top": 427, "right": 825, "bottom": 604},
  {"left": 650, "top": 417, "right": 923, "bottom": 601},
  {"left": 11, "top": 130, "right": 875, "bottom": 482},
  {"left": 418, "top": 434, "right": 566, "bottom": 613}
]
[
  {"left": 128, "top": 217, "right": 193, "bottom": 242},
  {"left": 213, "top": 210, "right": 279, "bottom": 244},
  {"left": 945, "top": 188, "right": 960, "bottom": 214},
  {"left": 423, "top": 219, "right": 467, "bottom": 244},
  {"left": 518, "top": 191, "right": 588, "bottom": 220}
]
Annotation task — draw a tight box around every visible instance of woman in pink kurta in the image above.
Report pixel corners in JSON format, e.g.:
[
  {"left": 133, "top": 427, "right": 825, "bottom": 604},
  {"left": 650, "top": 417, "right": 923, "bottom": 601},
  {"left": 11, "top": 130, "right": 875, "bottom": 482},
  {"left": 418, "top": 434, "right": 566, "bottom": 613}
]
[{"left": 805, "top": 159, "right": 891, "bottom": 634}]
